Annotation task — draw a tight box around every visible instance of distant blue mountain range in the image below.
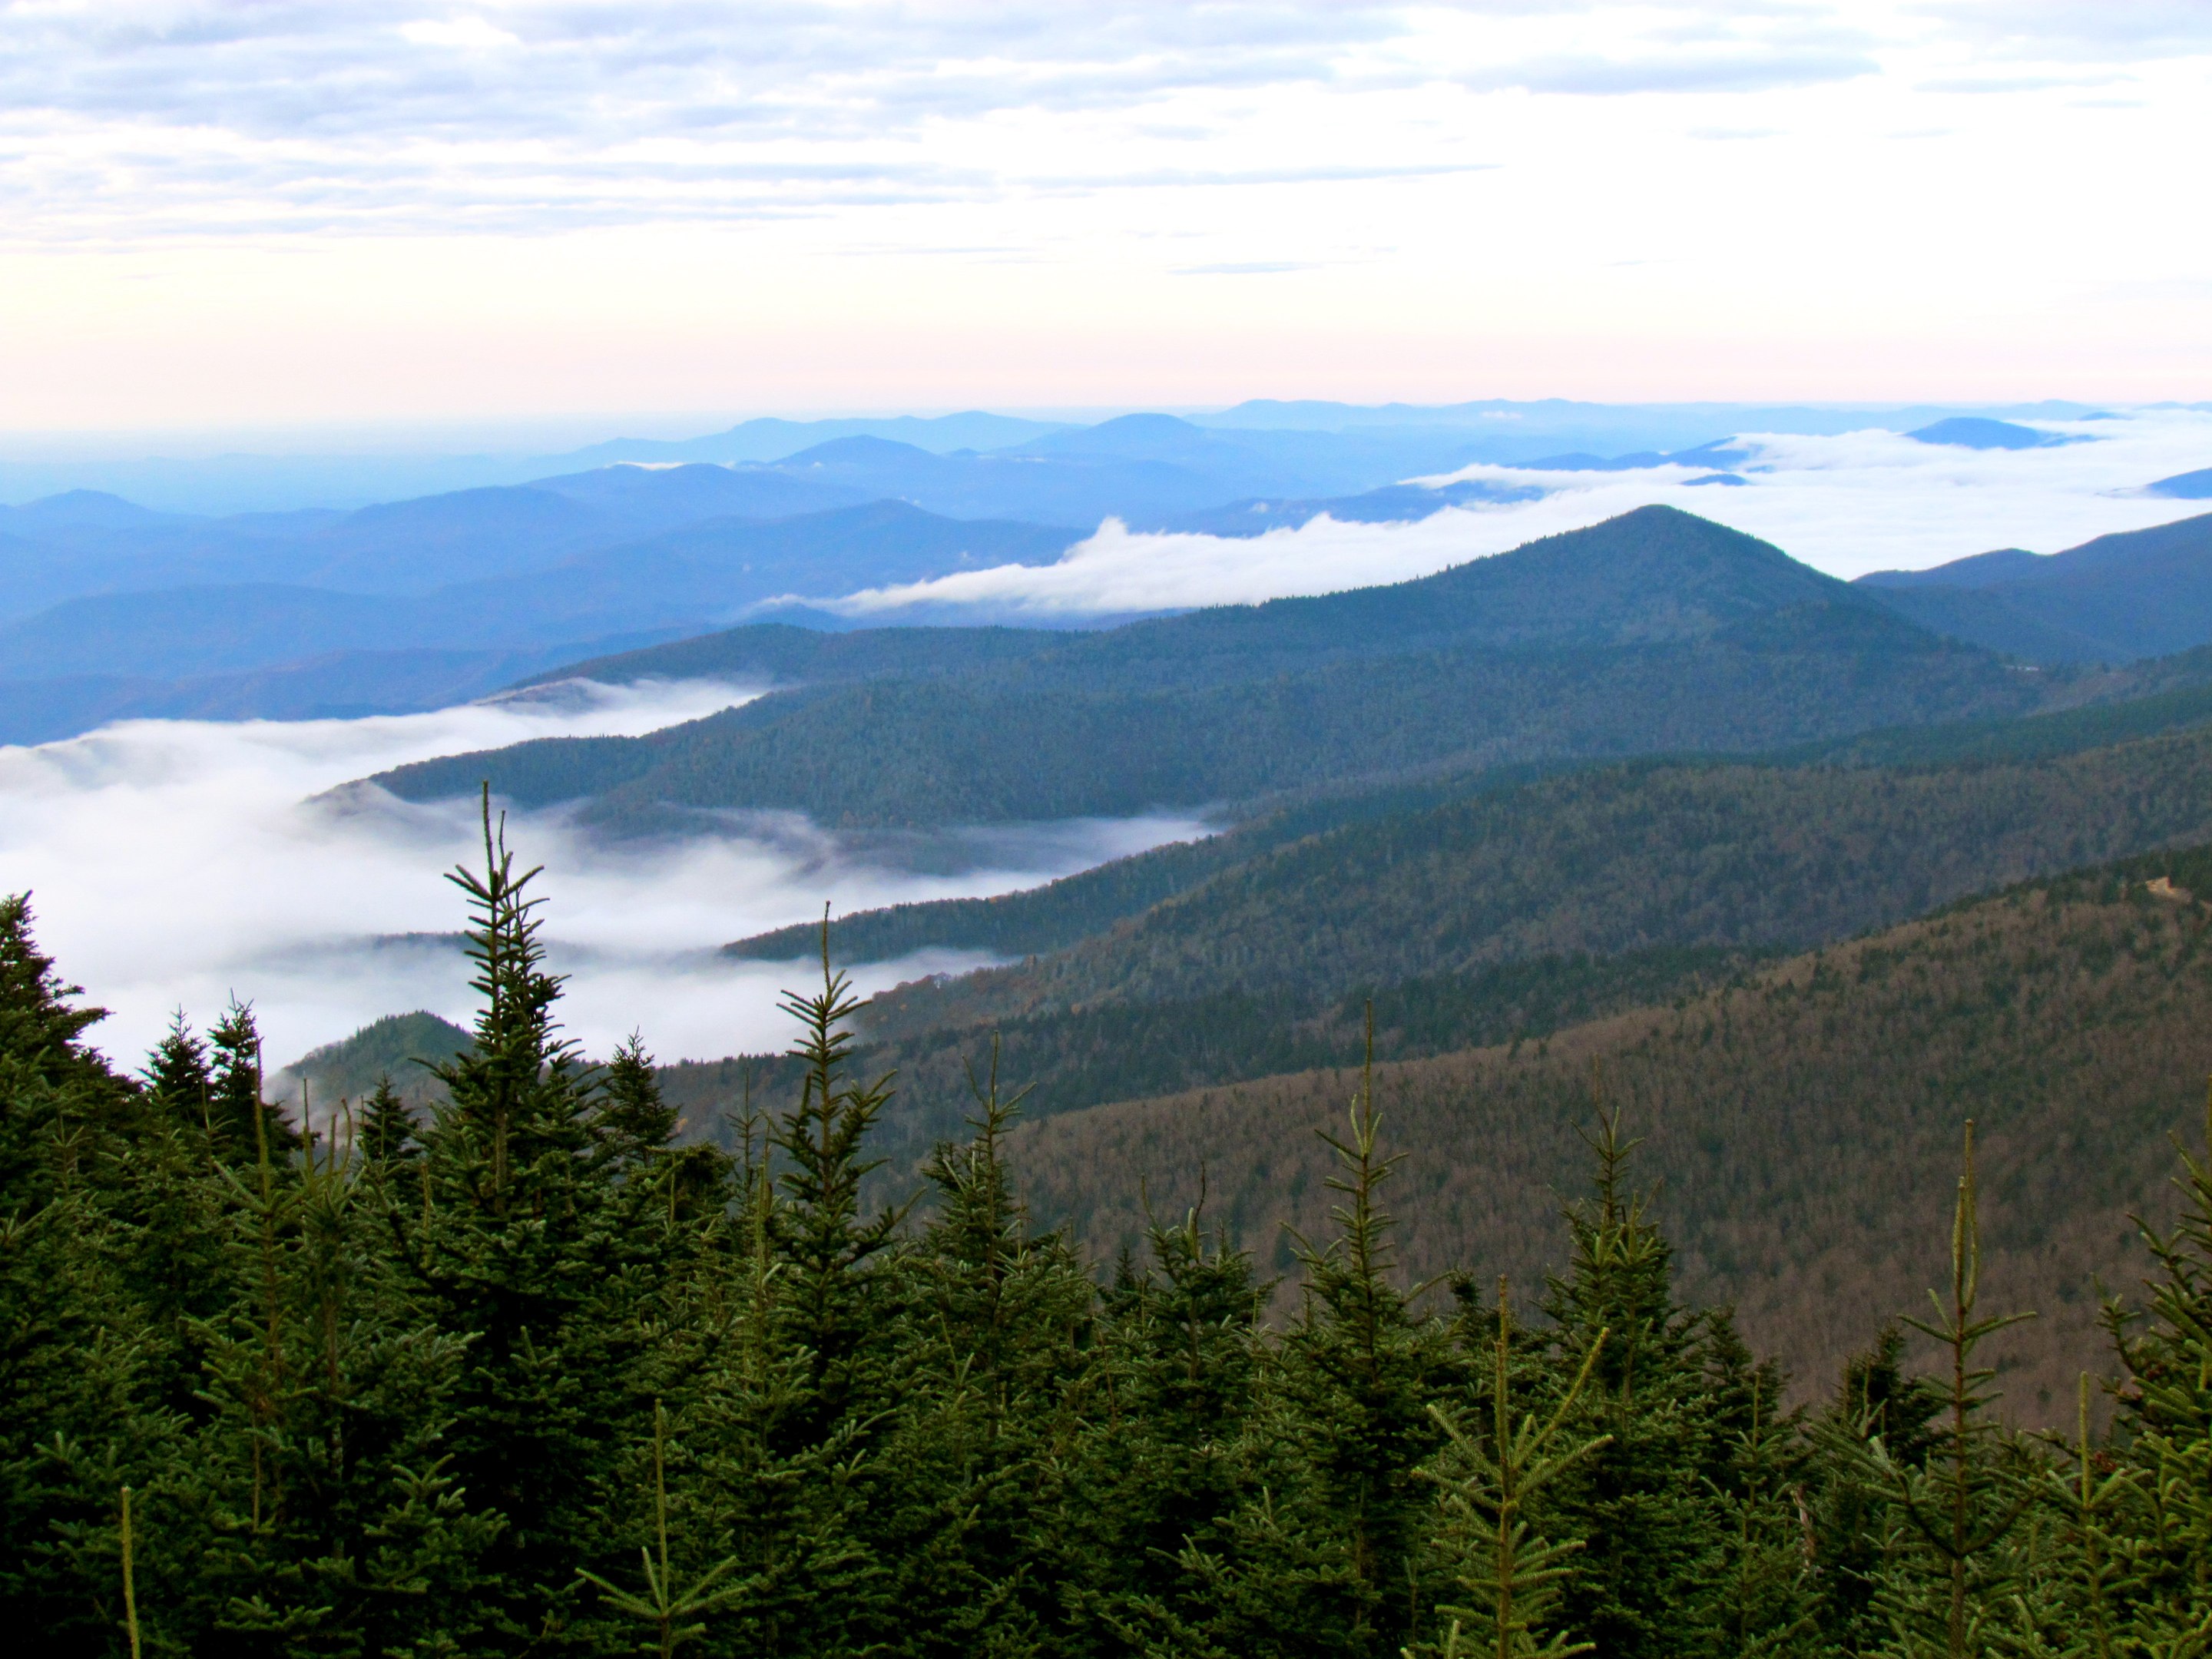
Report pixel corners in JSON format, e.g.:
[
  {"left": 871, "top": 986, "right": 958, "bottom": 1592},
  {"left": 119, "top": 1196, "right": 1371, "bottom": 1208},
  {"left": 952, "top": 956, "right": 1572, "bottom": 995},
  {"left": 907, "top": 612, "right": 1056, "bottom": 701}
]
[
  {"left": 0, "top": 399, "right": 2194, "bottom": 746},
  {"left": 0, "top": 399, "right": 2134, "bottom": 515}
]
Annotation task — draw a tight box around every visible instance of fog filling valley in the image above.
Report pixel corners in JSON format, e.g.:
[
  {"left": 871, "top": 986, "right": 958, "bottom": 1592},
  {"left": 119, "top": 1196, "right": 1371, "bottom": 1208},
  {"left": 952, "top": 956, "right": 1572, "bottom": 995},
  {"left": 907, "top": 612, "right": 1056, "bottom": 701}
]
[{"left": 0, "top": 678, "right": 1209, "bottom": 1073}]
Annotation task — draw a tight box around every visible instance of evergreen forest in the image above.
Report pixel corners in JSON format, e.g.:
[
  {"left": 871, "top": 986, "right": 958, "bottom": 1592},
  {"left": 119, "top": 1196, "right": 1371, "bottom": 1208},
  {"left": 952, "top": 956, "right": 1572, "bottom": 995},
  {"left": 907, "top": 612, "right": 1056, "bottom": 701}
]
[{"left": 12, "top": 807, "right": 2212, "bottom": 1659}]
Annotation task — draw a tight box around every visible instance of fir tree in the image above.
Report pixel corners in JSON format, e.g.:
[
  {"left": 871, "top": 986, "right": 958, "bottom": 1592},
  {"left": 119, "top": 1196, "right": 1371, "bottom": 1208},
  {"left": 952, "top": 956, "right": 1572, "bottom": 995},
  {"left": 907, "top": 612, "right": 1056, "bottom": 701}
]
[
  {"left": 358, "top": 1074, "right": 419, "bottom": 1168},
  {"left": 1539, "top": 1103, "right": 1730, "bottom": 1659},
  {"left": 770, "top": 919, "right": 906, "bottom": 1437},
  {"left": 1858, "top": 1121, "right": 2037, "bottom": 1659},
  {"left": 1208, "top": 1015, "right": 1451, "bottom": 1658},
  {"left": 2101, "top": 1084, "right": 2212, "bottom": 1654},
  {"left": 1415, "top": 1278, "right": 1611, "bottom": 1659},
  {"left": 0, "top": 892, "right": 109, "bottom": 1091},
  {"left": 207, "top": 999, "right": 297, "bottom": 1161},
  {"left": 141, "top": 1011, "right": 211, "bottom": 1131},
  {"left": 396, "top": 793, "right": 672, "bottom": 1653}
]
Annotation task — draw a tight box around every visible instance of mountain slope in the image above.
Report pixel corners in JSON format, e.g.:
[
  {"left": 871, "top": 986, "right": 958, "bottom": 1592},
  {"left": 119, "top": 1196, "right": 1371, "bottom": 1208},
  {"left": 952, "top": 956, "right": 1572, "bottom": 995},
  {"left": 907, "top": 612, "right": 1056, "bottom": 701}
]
[
  {"left": 721, "top": 668, "right": 2212, "bottom": 968},
  {"left": 1006, "top": 847, "right": 2212, "bottom": 1414},
  {"left": 1856, "top": 510, "right": 2212, "bottom": 661},
  {"left": 372, "top": 508, "right": 2062, "bottom": 828},
  {"left": 831, "top": 721, "right": 2212, "bottom": 1154},
  {"left": 376, "top": 601, "right": 2036, "bottom": 831}
]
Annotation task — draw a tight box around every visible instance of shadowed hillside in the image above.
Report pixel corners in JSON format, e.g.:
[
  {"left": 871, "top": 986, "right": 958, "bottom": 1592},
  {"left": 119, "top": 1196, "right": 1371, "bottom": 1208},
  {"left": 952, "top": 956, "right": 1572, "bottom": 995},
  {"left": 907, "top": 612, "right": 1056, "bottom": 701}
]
[
  {"left": 370, "top": 508, "right": 2074, "bottom": 829},
  {"left": 1007, "top": 849, "right": 2212, "bottom": 1420}
]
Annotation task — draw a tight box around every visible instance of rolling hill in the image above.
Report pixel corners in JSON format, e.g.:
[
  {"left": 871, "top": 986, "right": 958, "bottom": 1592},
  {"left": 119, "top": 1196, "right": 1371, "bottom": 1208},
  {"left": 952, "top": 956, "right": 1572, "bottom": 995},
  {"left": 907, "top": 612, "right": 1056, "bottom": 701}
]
[
  {"left": 792, "top": 717, "right": 2212, "bottom": 1157},
  {"left": 0, "top": 498, "right": 1087, "bottom": 733},
  {"left": 1002, "top": 845, "right": 2212, "bottom": 1417},
  {"left": 369, "top": 508, "right": 2073, "bottom": 830},
  {"left": 1855, "top": 510, "right": 2212, "bottom": 661}
]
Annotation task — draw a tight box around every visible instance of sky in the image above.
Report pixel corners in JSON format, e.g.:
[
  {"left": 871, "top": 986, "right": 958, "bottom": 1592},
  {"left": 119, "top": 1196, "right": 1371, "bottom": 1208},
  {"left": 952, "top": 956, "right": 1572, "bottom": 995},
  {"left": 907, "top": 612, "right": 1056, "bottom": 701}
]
[{"left": 2, "top": 1, "right": 2209, "bottom": 430}]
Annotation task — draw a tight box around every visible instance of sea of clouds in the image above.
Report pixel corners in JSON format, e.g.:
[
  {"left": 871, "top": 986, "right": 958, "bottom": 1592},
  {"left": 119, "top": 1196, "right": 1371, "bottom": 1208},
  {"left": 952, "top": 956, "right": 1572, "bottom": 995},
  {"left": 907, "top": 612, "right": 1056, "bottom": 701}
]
[
  {"left": 0, "top": 678, "right": 1205, "bottom": 1075},
  {"left": 817, "top": 407, "right": 2212, "bottom": 618}
]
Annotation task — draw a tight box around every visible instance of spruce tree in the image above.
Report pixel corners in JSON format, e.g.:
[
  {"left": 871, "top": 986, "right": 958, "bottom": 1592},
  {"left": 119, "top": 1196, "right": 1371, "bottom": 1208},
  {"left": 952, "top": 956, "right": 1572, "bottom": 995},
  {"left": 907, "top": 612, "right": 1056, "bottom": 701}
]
[
  {"left": 1415, "top": 1279, "right": 1611, "bottom": 1659},
  {"left": 0, "top": 892, "right": 110, "bottom": 1093},
  {"left": 0, "top": 896, "right": 160, "bottom": 1644},
  {"left": 394, "top": 794, "right": 674, "bottom": 1653},
  {"left": 1204, "top": 1022, "right": 1451, "bottom": 1658},
  {"left": 164, "top": 1100, "right": 502, "bottom": 1655},
  {"left": 876, "top": 1039, "right": 1096, "bottom": 1659},
  {"left": 207, "top": 999, "right": 297, "bottom": 1161},
  {"left": 1539, "top": 1104, "right": 1730, "bottom": 1659},
  {"left": 358, "top": 1074, "right": 419, "bottom": 1168},
  {"left": 2101, "top": 1085, "right": 2212, "bottom": 1654},
  {"left": 141, "top": 1011, "right": 212, "bottom": 1131},
  {"left": 1856, "top": 1122, "right": 2036, "bottom": 1659},
  {"left": 1810, "top": 1323, "right": 1947, "bottom": 1658},
  {"left": 770, "top": 922, "right": 906, "bottom": 1439},
  {"left": 1053, "top": 1181, "right": 1267, "bottom": 1657}
]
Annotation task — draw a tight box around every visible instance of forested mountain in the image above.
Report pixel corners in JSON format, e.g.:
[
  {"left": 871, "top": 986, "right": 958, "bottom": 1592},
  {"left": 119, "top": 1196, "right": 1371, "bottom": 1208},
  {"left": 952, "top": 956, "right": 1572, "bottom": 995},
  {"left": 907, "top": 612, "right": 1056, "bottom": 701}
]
[
  {"left": 270, "top": 1008, "right": 471, "bottom": 1111},
  {"left": 1856, "top": 508, "right": 2212, "bottom": 661},
  {"left": 698, "top": 717, "right": 2212, "bottom": 1169},
  {"left": 724, "top": 667, "right": 2212, "bottom": 969},
  {"left": 369, "top": 508, "right": 2075, "bottom": 830},
  {"left": 1008, "top": 844, "right": 2212, "bottom": 1413}
]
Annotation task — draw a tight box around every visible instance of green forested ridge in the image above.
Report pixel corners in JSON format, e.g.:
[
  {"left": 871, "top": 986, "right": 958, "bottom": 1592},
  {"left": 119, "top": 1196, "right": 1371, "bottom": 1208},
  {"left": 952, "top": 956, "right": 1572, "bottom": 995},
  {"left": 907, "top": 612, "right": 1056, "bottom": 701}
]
[
  {"left": 512, "top": 617, "right": 1071, "bottom": 693},
  {"left": 270, "top": 1008, "right": 472, "bottom": 1112},
  {"left": 374, "top": 508, "right": 2090, "bottom": 829},
  {"left": 1857, "top": 508, "right": 2212, "bottom": 663},
  {"left": 383, "top": 605, "right": 2042, "bottom": 832},
  {"left": 826, "top": 723, "right": 2212, "bottom": 1156},
  {"left": 1008, "top": 843, "right": 2212, "bottom": 1416},
  {"left": 722, "top": 764, "right": 1575, "bottom": 965},
  {"left": 721, "top": 662, "right": 2212, "bottom": 969},
  {"left": 18, "top": 833, "right": 2212, "bottom": 1658}
]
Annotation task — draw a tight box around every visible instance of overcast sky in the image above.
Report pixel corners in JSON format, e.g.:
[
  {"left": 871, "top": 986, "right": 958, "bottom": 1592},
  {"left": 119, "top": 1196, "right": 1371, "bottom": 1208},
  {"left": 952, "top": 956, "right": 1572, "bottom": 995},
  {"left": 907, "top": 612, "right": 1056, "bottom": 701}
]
[{"left": 2, "top": 2, "right": 2207, "bottom": 429}]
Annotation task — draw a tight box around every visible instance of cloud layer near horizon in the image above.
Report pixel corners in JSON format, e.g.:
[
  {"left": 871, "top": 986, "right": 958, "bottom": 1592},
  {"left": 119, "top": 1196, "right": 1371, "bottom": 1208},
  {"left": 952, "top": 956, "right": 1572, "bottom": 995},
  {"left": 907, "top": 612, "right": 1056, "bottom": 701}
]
[
  {"left": 0, "top": 679, "right": 1206, "bottom": 1073},
  {"left": 811, "top": 408, "right": 2212, "bottom": 616},
  {"left": 5, "top": 3, "right": 2209, "bottom": 425}
]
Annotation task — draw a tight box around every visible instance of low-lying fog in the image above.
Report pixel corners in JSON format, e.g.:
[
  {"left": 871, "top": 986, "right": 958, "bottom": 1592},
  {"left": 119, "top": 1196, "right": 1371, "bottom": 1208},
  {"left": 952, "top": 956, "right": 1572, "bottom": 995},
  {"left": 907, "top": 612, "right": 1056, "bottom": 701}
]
[{"left": 0, "top": 678, "right": 1208, "bottom": 1074}]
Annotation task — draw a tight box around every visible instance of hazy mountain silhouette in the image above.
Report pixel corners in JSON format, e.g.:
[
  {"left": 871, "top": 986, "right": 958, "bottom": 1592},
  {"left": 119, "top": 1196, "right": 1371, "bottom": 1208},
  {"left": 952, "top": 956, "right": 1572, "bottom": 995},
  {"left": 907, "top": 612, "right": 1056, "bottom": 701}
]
[{"left": 1856, "top": 511, "right": 2212, "bottom": 661}]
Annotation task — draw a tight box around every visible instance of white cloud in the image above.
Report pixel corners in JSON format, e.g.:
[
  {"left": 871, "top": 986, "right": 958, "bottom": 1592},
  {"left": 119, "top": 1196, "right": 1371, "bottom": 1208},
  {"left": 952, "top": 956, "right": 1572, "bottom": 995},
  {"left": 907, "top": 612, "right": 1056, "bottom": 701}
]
[
  {"left": 813, "top": 406, "right": 2212, "bottom": 616},
  {"left": 399, "top": 17, "right": 521, "bottom": 50},
  {"left": 1, "top": 2, "right": 2209, "bottom": 427},
  {"left": 0, "top": 677, "right": 1206, "bottom": 1071}
]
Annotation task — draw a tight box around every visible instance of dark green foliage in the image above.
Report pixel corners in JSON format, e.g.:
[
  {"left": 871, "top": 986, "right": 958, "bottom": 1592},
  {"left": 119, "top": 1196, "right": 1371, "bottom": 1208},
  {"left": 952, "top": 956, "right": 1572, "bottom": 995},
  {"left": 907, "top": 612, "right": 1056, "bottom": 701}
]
[
  {"left": 1536, "top": 1109, "right": 1734, "bottom": 1659},
  {"left": 26, "top": 823, "right": 2212, "bottom": 1659},
  {"left": 358, "top": 1075, "right": 419, "bottom": 1167}
]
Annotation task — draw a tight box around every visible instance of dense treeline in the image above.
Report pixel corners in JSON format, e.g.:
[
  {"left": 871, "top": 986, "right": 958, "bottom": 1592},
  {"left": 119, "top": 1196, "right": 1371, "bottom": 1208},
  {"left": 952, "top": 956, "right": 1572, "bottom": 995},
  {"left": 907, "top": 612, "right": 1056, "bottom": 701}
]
[
  {"left": 845, "top": 947, "right": 1763, "bottom": 1164},
  {"left": 839, "top": 724, "right": 2212, "bottom": 1155},
  {"left": 1012, "top": 847, "right": 2212, "bottom": 1414},
  {"left": 15, "top": 827, "right": 2212, "bottom": 1656},
  {"left": 723, "top": 662, "right": 2212, "bottom": 969},
  {"left": 378, "top": 610, "right": 2042, "bottom": 835}
]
